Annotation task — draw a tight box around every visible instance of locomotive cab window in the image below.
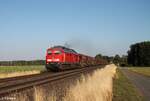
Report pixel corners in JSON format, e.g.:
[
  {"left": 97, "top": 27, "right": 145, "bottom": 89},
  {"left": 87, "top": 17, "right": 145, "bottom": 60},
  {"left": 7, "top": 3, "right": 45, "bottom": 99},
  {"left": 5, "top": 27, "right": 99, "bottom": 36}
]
[
  {"left": 47, "top": 50, "right": 52, "bottom": 55},
  {"left": 54, "top": 50, "right": 61, "bottom": 54}
]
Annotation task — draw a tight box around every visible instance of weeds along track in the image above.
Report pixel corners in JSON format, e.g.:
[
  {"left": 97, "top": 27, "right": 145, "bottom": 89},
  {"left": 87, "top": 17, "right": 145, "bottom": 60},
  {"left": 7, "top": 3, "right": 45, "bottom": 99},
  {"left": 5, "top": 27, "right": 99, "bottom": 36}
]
[{"left": 0, "top": 66, "right": 103, "bottom": 96}]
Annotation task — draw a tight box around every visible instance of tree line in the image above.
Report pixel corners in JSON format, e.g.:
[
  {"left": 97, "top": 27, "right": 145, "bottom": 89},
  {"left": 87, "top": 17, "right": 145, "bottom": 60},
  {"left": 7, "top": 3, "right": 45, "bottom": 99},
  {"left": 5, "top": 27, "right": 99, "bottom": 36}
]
[
  {"left": 0, "top": 60, "right": 45, "bottom": 66},
  {"left": 95, "top": 41, "right": 150, "bottom": 67},
  {"left": 95, "top": 54, "right": 127, "bottom": 66}
]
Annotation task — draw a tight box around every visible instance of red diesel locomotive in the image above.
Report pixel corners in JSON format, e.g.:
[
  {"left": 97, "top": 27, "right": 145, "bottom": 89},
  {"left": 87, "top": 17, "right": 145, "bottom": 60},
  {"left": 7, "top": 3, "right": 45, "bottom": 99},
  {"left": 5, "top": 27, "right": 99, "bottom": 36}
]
[{"left": 45, "top": 46, "right": 107, "bottom": 71}]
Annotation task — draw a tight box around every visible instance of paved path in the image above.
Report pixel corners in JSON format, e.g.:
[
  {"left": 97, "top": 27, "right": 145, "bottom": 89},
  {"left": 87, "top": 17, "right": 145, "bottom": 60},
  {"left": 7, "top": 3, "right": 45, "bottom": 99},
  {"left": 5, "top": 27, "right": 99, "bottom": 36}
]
[{"left": 121, "top": 68, "right": 150, "bottom": 101}]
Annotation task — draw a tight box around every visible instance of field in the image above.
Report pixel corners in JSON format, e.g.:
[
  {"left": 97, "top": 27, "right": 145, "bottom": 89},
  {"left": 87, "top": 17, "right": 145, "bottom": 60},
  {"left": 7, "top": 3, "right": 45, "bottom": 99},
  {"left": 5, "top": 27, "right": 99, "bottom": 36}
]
[
  {"left": 0, "top": 65, "right": 45, "bottom": 73},
  {"left": 0, "top": 65, "right": 45, "bottom": 78},
  {"left": 128, "top": 67, "right": 150, "bottom": 77},
  {"left": 113, "top": 68, "right": 144, "bottom": 101}
]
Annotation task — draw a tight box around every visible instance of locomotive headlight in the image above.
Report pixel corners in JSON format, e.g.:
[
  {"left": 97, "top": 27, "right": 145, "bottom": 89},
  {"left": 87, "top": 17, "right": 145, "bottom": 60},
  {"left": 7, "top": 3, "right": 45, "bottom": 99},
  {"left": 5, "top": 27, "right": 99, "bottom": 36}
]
[
  {"left": 47, "top": 59, "right": 52, "bottom": 62},
  {"left": 54, "top": 59, "right": 60, "bottom": 61}
]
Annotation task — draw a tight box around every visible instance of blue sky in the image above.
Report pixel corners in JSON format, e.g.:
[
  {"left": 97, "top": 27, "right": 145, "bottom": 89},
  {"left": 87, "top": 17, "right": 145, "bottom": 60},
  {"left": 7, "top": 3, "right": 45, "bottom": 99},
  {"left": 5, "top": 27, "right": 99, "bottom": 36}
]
[{"left": 0, "top": 0, "right": 150, "bottom": 60}]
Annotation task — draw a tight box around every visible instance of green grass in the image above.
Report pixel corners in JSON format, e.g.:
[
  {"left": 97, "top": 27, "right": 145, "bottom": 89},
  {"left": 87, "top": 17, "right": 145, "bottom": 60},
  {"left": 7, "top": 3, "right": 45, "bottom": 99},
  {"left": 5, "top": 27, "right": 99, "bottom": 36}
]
[
  {"left": 128, "top": 67, "right": 150, "bottom": 77},
  {"left": 0, "top": 65, "right": 45, "bottom": 73},
  {"left": 113, "top": 68, "right": 145, "bottom": 101}
]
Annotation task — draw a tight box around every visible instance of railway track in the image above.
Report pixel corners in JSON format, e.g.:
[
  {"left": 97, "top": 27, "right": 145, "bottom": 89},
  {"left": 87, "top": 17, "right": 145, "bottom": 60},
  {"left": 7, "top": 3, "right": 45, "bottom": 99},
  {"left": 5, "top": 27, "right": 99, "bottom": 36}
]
[{"left": 0, "top": 66, "right": 102, "bottom": 96}]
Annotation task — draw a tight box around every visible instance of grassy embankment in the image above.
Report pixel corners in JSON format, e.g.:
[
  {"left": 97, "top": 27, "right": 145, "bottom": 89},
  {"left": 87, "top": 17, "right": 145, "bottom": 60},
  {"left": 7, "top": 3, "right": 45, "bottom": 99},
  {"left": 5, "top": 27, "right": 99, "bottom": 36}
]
[
  {"left": 0, "top": 65, "right": 45, "bottom": 78},
  {"left": 64, "top": 64, "right": 117, "bottom": 101},
  {"left": 128, "top": 67, "right": 150, "bottom": 77},
  {"left": 113, "top": 68, "right": 144, "bottom": 101}
]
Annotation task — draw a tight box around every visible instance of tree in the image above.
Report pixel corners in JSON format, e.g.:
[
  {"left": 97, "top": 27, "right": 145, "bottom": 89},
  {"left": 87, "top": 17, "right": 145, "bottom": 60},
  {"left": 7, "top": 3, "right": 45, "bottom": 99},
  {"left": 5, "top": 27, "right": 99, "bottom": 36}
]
[
  {"left": 95, "top": 54, "right": 102, "bottom": 60},
  {"left": 113, "top": 54, "right": 121, "bottom": 65},
  {"left": 120, "top": 55, "right": 128, "bottom": 67},
  {"left": 95, "top": 54, "right": 114, "bottom": 63},
  {"left": 127, "top": 41, "right": 150, "bottom": 66}
]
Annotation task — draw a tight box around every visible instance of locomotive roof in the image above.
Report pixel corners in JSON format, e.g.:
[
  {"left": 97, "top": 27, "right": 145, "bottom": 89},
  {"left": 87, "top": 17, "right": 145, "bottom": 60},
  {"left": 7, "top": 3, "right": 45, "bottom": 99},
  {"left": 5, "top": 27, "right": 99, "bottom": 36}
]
[{"left": 52, "top": 46, "right": 78, "bottom": 54}]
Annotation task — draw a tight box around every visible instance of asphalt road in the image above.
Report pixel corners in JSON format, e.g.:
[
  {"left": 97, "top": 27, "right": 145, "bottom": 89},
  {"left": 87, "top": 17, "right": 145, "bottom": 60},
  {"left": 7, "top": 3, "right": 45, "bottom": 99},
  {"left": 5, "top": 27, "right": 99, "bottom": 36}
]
[{"left": 121, "top": 68, "right": 150, "bottom": 101}]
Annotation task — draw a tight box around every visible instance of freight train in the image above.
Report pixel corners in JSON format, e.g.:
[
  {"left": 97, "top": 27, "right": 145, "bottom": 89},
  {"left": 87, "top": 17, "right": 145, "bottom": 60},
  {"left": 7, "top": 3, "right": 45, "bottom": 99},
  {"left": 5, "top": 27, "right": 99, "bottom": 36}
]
[{"left": 45, "top": 46, "right": 107, "bottom": 71}]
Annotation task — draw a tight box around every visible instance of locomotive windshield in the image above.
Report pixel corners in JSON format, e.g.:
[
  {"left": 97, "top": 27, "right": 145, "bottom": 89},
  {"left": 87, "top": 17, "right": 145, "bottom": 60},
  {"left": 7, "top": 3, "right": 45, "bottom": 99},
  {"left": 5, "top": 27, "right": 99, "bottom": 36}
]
[
  {"left": 47, "top": 50, "right": 52, "bottom": 55},
  {"left": 54, "top": 50, "right": 61, "bottom": 54}
]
